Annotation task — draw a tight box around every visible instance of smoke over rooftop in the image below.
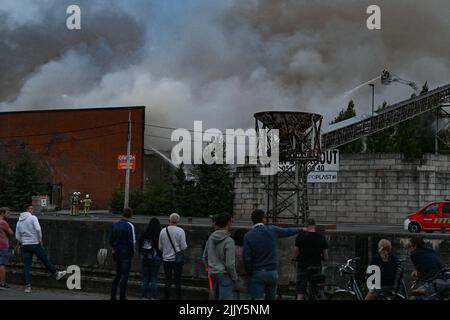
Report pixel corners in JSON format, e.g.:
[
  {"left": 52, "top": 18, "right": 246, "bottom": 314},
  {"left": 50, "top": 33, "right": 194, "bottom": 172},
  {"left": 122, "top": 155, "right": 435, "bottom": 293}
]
[{"left": 1, "top": 0, "right": 449, "bottom": 150}]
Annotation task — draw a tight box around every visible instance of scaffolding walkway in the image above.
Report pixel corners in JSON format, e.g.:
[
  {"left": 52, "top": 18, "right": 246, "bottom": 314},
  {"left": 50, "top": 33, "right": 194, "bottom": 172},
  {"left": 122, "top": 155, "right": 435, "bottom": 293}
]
[{"left": 322, "top": 84, "right": 450, "bottom": 149}]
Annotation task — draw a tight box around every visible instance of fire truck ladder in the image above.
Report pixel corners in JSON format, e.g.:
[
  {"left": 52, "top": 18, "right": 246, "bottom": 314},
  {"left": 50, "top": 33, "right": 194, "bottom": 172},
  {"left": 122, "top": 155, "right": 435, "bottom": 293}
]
[{"left": 321, "top": 84, "right": 450, "bottom": 150}]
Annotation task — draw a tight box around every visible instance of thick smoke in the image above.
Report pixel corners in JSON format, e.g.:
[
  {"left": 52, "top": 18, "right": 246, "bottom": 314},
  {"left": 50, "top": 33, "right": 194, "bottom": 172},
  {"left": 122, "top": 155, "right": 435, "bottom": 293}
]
[{"left": 1, "top": 0, "right": 449, "bottom": 151}]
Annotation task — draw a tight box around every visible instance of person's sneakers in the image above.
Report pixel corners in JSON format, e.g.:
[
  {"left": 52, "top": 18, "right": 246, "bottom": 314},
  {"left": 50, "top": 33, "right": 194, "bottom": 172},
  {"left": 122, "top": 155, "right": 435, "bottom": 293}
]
[
  {"left": 55, "top": 270, "right": 67, "bottom": 280},
  {"left": 0, "top": 283, "right": 11, "bottom": 289},
  {"left": 24, "top": 286, "right": 32, "bottom": 293}
]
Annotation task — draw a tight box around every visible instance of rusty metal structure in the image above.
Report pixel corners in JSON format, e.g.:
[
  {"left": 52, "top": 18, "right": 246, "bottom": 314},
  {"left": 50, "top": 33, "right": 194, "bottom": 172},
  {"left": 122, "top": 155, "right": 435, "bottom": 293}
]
[{"left": 254, "top": 111, "right": 322, "bottom": 223}]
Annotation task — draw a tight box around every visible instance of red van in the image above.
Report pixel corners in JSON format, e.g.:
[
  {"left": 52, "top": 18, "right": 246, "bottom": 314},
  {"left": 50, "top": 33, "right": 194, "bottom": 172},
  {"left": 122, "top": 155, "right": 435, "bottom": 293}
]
[{"left": 404, "top": 201, "right": 450, "bottom": 233}]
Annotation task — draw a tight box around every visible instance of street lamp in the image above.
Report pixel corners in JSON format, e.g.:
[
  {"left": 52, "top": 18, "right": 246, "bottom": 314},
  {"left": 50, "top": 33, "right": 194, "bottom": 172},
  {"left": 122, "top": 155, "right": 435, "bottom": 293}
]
[{"left": 369, "top": 84, "right": 375, "bottom": 125}]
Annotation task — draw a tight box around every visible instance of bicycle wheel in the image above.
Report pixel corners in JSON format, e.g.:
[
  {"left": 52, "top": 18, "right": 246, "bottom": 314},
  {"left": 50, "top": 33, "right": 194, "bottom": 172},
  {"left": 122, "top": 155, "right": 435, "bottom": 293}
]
[{"left": 329, "top": 291, "right": 358, "bottom": 300}]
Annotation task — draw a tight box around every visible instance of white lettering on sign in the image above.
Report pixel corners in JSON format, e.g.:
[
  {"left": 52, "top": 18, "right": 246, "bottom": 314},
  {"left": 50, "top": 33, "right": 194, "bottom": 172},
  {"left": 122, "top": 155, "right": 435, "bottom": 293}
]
[
  {"left": 118, "top": 155, "right": 136, "bottom": 161},
  {"left": 308, "top": 149, "right": 339, "bottom": 172},
  {"left": 307, "top": 172, "right": 338, "bottom": 183},
  {"left": 278, "top": 161, "right": 296, "bottom": 172}
]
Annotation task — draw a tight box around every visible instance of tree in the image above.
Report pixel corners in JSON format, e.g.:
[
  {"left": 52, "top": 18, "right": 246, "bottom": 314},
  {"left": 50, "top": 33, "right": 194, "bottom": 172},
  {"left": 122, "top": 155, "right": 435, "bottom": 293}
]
[
  {"left": 172, "top": 163, "right": 196, "bottom": 216},
  {"left": 191, "top": 161, "right": 234, "bottom": 217},
  {"left": 0, "top": 152, "right": 49, "bottom": 210},
  {"left": 366, "top": 82, "right": 435, "bottom": 158},
  {"left": 330, "top": 100, "right": 363, "bottom": 153}
]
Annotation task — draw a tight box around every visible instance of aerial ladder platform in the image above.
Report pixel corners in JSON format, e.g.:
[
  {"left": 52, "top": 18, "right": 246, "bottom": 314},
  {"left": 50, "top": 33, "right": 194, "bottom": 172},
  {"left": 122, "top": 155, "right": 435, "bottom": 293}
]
[{"left": 321, "top": 83, "right": 450, "bottom": 150}]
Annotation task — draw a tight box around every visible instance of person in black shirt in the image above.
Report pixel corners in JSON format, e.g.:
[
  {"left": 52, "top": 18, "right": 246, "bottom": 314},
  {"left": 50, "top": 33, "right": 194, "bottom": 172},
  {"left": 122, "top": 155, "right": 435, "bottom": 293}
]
[
  {"left": 365, "top": 239, "right": 400, "bottom": 300},
  {"left": 294, "top": 218, "right": 328, "bottom": 300},
  {"left": 409, "top": 237, "right": 443, "bottom": 296}
]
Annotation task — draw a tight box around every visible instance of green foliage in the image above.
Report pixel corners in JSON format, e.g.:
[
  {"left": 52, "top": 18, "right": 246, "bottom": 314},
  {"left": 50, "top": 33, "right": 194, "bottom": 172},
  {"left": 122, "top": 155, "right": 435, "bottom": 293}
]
[
  {"left": 366, "top": 81, "right": 435, "bottom": 158},
  {"left": 331, "top": 100, "right": 363, "bottom": 153},
  {"left": 190, "top": 162, "right": 234, "bottom": 217},
  {"left": 108, "top": 161, "right": 235, "bottom": 218},
  {"left": 330, "top": 100, "right": 356, "bottom": 124},
  {"left": 173, "top": 164, "right": 196, "bottom": 216},
  {"left": 108, "top": 180, "right": 173, "bottom": 215},
  {"left": 0, "top": 153, "right": 49, "bottom": 210}
]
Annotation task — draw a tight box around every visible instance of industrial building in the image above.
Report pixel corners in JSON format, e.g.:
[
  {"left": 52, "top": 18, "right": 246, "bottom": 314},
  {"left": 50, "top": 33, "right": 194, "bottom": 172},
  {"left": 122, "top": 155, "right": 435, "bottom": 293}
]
[{"left": 0, "top": 106, "right": 145, "bottom": 209}]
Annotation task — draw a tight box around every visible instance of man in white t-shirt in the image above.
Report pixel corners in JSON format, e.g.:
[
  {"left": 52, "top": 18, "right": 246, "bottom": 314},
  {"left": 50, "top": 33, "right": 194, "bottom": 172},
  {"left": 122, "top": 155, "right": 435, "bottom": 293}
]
[{"left": 159, "top": 213, "right": 187, "bottom": 300}]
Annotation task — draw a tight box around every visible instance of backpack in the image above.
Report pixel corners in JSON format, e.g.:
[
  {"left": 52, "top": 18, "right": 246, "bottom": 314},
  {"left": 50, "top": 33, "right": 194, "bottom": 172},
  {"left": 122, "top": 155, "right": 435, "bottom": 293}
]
[{"left": 141, "top": 239, "right": 156, "bottom": 260}]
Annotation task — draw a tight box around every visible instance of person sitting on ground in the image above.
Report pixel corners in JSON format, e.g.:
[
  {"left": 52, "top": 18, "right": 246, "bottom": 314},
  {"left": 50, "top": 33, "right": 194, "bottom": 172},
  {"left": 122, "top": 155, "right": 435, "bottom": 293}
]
[{"left": 365, "top": 239, "right": 400, "bottom": 300}]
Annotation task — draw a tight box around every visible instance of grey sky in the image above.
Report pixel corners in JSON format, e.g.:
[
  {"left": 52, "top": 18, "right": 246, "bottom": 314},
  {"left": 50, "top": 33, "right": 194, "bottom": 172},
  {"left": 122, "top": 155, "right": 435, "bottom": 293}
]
[{"left": 1, "top": 0, "right": 449, "bottom": 150}]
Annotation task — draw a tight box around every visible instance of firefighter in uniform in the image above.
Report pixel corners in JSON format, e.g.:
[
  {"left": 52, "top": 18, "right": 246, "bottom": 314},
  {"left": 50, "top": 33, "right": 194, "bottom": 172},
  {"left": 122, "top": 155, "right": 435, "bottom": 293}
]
[
  {"left": 70, "top": 192, "right": 77, "bottom": 216},
  {"left": 70, "top": 192, "right": 81, "bottom": 216},
  {"left": 83, "top": 194, "right": 92, "bottom": 216}
]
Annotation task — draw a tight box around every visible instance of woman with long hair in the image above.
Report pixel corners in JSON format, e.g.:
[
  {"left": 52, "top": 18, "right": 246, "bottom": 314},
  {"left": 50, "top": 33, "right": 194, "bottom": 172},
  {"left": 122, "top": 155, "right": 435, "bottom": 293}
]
[
  {"left": 139, "top": 217, "right": 162, "bottom": 300},
  {"left": 365, "top": 239, "right": 400, "bottom": 300}
]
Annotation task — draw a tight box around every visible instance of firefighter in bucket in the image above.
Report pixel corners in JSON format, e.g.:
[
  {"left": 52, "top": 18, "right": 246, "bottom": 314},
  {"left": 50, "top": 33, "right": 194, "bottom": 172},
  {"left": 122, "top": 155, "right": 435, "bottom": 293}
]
[{"left": 83, "top": 194, "right": 92, "bottom": 216}]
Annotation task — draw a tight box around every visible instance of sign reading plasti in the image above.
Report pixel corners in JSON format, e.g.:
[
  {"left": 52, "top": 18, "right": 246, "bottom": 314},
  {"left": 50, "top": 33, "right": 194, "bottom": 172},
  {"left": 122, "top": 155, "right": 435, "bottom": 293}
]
[{"left": 307, "top": 149, "right": 339, "bottom": 183}]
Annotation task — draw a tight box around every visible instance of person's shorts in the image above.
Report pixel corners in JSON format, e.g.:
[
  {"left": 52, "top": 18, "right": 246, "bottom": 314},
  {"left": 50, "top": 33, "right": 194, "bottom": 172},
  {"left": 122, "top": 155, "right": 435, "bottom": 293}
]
[
  {"left": 0, "top": 249, "right": 11, "bottom": 266},
  {"left": 296, "top": 267, "right": 324, "bottom": 294}
]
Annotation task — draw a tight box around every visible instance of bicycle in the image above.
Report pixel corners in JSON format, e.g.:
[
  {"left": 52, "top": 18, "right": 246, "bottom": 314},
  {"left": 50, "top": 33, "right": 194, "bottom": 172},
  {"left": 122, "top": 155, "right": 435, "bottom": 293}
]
[
  {"left": 329, "top": 257, "right": 409, "bottom": 300},
  {"left": 329, "top": 257, "right": 364, "bottom": 300},
  {"left": 410, "top": 267, "right": 450, "bottom": 300}
]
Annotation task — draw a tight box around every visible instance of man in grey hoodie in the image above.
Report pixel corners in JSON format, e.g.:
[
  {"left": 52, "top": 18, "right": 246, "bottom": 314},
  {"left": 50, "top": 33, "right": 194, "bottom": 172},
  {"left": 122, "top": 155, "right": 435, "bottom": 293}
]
[
  {"left": 15, "top": 205, "right": 66, "bottom": 293},
  {"left": 202, "top": 212, "right": 237, "bottom": 300}
]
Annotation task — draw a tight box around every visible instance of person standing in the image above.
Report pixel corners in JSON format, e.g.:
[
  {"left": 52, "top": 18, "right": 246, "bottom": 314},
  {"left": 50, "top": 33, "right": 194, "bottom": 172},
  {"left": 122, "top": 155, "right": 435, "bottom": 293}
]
[
  {"left": 138, "top": 217, "right": 162, "bottom": 300},
  {"left": 15, "top": 205, "right": 67, "bottom": 293},
  {"left": 243, "top": 209, "right": 304, "bottom": 300},
  {"left": 82, "top": 194, "right": 92, "bottom": 217},
  {"left": 109, "top": 207, "right": 136, "bottom": 300},
  {"left": 159, "top": 213, "right": 187, "bottom": 300},
  {"left": 202, "top": 213, "right": 237, "bottom": 300},
  {"left": 0, "top": 207, "right": 13, "bottom": 289},
  {"left": 202, "top": 214, "right": 217, "bottom": 300},
  {"left": 294, "top": 218, "right": 328, "bottom": 300}
]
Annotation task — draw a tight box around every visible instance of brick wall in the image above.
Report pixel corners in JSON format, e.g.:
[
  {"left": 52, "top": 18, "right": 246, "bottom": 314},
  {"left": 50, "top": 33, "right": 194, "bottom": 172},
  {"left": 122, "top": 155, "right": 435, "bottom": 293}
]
[
  {"left": 233, "top": 153, "right": 450, "bottom": 224},
  {"left": 0, "top": 107, "right": 145, "bottom": 209}
]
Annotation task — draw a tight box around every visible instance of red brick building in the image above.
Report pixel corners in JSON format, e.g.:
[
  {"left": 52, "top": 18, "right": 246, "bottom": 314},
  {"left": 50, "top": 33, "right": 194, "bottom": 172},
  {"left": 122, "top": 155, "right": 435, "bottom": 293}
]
[{"left": 0, "top": 106, "right": 145, "bottom": 209}]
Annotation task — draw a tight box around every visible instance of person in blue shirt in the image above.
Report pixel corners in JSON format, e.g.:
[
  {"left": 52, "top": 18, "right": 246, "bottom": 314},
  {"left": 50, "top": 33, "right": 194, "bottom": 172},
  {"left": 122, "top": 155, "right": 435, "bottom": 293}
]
[
  {"left": 109, "top": 208, "right": 136, "bottom": 300},
  {"left": 243, "top": 209, "right": 304, "bottom": 300}
]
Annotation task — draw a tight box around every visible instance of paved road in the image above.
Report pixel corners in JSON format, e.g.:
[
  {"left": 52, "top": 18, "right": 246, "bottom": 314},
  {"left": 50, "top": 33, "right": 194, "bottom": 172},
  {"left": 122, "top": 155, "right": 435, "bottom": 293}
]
[{"left": 0, "top": 284, "right": 112, "bottom": 300}]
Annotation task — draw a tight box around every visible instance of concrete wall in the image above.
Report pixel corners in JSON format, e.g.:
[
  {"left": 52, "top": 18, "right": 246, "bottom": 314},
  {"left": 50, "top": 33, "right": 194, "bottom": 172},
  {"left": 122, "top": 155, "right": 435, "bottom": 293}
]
[
  {"left": 6, "top": 218, "right": 450, "bottom": 298},
  {"left": 233, "top": 153, "right": 450, "bottom": 224}
]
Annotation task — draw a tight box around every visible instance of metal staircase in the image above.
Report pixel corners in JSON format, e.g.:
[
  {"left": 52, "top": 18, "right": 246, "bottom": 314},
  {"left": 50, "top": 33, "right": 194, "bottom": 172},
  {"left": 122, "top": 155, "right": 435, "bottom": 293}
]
[{"left": 321, "top": 84, "right": 450, "bottom": 149}]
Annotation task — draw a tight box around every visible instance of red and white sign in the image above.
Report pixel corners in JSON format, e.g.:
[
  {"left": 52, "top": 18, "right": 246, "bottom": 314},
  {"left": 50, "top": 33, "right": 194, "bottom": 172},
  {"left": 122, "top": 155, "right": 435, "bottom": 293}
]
[{"left": 117, "top": 154, "right": 136, "bottom": 170}]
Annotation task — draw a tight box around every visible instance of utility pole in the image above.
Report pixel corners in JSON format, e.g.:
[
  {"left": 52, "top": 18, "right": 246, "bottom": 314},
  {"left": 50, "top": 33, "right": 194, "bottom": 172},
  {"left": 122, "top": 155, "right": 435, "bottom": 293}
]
[
  {"left": 435, "top": 107, "right": 439, "bottom": 155},
  {"left": 369, "top": 84, "right": 375, "bottom": 124},
  {"left": 124, "top": 109, "right": 132, "bottom": 209}
]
